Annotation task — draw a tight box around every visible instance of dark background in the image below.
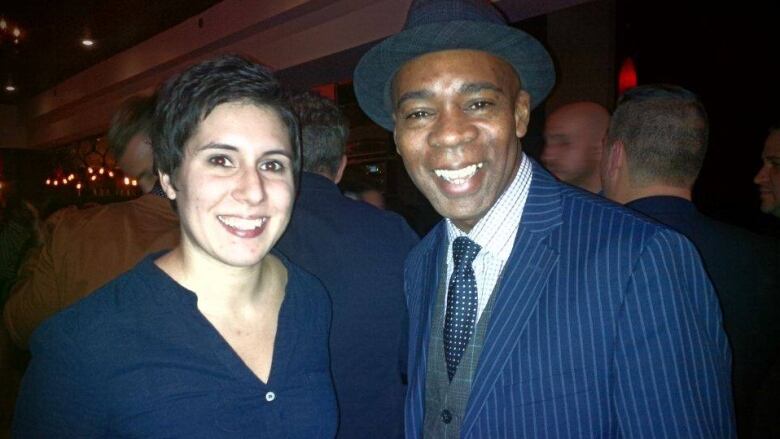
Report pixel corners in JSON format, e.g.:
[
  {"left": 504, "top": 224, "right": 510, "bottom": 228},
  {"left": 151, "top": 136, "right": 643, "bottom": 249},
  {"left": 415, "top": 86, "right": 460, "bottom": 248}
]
[{"left": 615, "top": 1, "right": 780, "bottom": 233}]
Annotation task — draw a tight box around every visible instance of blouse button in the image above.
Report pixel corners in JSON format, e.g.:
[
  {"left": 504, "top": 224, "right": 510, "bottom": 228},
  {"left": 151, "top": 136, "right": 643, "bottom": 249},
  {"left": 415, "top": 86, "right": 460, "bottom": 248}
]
[{"left": 265, "top": 391, "right": 276, "bottom": 402}]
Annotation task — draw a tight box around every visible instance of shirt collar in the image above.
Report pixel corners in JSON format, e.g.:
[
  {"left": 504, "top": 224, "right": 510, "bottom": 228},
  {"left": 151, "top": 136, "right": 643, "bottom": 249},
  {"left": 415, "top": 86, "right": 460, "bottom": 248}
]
[{"left": 446, "top": 152, "right": 533, "bottom": 261}]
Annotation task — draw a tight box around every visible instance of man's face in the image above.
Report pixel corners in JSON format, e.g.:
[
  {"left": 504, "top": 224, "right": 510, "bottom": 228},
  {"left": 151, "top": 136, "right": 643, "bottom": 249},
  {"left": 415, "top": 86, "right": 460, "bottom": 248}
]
[
  {"left": 541, "top": 103, "right": 607, "bottom": 193},
  {"left": 392, "top": 49, "right": 529, "bottom": 232},
  {"left": 118, "top": 132, "right": 156, "bottom": 193},
  {"left": 754, "top": 131, "right": 780, "bottom": 217}
]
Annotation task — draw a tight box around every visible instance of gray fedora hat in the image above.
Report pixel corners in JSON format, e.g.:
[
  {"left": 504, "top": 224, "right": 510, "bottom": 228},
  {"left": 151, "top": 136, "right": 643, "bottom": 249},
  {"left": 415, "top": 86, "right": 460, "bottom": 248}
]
[{"left": 353, "top": 0, "right": 556, "bottom": 131}]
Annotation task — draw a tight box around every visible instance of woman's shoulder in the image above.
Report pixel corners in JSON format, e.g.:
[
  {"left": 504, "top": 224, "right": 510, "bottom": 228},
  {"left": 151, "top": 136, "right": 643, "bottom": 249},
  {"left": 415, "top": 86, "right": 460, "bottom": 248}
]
[
  {"left": 30, "top": 253, "right": 172, "bottom": 352},
  {"left": 272, "top": 250, "right": 331, "bottom": 310}
]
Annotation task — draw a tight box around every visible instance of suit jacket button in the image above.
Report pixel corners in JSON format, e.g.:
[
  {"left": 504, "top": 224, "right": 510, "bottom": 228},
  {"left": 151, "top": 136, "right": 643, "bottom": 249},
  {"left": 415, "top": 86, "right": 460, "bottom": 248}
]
[{"left": 441, "top": 409, "right": 452, "bottom": 424}]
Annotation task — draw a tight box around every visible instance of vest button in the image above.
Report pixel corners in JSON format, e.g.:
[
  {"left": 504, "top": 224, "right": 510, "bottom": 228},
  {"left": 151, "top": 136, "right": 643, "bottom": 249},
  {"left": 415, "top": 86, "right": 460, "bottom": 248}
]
[{"left": 441, "top": 409, "right": 452, "bottom": 424}]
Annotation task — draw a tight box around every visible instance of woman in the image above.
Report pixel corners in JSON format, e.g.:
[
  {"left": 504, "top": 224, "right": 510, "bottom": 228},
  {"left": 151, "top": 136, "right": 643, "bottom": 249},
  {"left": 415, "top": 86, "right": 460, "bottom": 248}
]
[{"left": 13, "top": 55, "right": 337, "bottom": 437}]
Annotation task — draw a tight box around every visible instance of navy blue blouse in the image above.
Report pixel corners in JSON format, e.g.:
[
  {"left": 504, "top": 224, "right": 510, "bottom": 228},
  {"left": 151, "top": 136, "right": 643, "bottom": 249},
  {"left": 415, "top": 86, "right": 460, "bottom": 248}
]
[{"left": 14, "top": 252, "right": 337, "bottom": 438}]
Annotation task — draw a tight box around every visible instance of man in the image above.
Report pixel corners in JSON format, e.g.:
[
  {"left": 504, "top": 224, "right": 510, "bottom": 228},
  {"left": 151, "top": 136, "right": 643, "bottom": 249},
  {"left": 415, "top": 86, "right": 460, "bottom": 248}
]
[
  {"left": 275, "top": 92, "right": 419, "bottom": 439},
  {"left": 754, "top": 124, "right": 780, "bottom": 218},
  {"left": 542, "top": 101, "right": 610, "bottom": 193},
  {"left": 342, "top": 177, "right": 386, "bottom": 209},
  {"left": 108, "top": 95, "right": 158, "bottom": 194},
  {"left": 353, "top": 0, "right": 734, "bottom": 437},
  {"left": 3, "top": 94, "right": 179, "bottom": 349},
  {"left": 602, "top": 84, "right": 779, "bottom": 438}
]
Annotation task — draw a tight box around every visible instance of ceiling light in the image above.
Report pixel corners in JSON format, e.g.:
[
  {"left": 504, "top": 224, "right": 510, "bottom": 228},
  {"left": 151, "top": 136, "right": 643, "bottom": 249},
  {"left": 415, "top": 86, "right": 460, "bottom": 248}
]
[
  {"left": 81, "top": 38, "right": 95, "bottom": 47},
  {"left": 1, "top": 17, "right": 24, "bottom": 45}
]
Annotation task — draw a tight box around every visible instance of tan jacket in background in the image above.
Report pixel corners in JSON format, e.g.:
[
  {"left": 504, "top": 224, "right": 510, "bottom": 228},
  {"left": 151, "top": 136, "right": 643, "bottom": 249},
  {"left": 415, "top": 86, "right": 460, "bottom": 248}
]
[{"left": 2, "top": 194, "right": 179, "bottom": 349}]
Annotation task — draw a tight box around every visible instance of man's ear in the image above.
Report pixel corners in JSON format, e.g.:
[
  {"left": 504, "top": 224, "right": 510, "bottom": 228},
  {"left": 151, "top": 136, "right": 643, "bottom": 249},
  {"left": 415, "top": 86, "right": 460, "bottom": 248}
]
[
  {"left": 158, "top": 171, "right": 177, "bottom": 200},
  {"left": 334, "top": 155, "right": 348, "bottom": 184},
  {"left": 513, "top": 90, "right": 531, "bottom": 139},
  {"left": 392, "top": 112, "right": 402, "bottom": 156},
  {"left": 604, "top": 140, "right": 627, "bottom": 183}
]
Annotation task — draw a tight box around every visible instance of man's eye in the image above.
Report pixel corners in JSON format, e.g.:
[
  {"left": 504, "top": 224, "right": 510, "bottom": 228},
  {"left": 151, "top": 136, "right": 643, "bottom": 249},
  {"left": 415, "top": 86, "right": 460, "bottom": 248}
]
[
  {"left": 406, "top": 110, "right": 430, "bottom": 120},
  {"left": 260, "top": 160, "right": 284, "bottom": 172},
  {"left": 468, "top": 101, "right": 492, "bottom": 111},
  {"left": 208, "top": 155, "right": 233, "bottom": 167}
]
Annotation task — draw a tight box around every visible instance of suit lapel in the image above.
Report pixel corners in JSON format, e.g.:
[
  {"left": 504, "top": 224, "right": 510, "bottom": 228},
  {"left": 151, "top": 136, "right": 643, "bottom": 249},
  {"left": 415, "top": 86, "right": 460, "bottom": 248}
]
[
  {"left": 462, "top": 160, "right": 563, "bottom": 433},
  {"left": 407, "top": 224, "right": 447, "bottom": 434}
]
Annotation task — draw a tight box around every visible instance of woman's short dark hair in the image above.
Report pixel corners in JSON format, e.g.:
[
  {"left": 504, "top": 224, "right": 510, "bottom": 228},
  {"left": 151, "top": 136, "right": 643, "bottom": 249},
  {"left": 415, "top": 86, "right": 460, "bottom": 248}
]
[{"left": 152, "top": 55, "right": 300, "bottom": 186}]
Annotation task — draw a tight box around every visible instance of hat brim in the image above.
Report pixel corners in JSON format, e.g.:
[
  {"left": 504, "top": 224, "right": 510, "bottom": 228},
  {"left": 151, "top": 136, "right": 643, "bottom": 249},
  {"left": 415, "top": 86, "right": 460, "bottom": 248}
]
[{"left": 354, "top": 20, "right": 555, "bottom": 131}]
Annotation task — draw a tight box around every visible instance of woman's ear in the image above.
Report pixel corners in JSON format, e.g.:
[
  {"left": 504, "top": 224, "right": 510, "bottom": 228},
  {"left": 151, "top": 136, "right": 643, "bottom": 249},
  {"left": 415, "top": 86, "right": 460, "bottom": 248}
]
[{"left": 158, "top": 171, "right": 177, "bottom": 200}]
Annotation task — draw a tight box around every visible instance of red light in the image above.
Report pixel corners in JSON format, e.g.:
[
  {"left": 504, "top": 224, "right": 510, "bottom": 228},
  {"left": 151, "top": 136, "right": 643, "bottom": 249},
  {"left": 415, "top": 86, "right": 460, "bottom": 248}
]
[{"left": 618, "top": 57, "right": 638, "bottom": 95}]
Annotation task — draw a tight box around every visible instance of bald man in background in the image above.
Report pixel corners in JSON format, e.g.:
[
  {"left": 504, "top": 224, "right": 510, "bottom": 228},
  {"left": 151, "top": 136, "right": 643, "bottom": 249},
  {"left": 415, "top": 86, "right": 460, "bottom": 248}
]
[{"left": 542, "top": 101, "right": 610, "bottom": 193}]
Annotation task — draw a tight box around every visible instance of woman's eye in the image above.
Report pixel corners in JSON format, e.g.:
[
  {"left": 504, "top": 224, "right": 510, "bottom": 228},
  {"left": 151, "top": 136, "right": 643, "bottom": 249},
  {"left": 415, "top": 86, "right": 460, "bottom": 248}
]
[
  {"left": 260, "top": 160, "right": 284, "bottom": 172},
  {"left": 208, "top": 155, "right": 233, "bottom": 167}
]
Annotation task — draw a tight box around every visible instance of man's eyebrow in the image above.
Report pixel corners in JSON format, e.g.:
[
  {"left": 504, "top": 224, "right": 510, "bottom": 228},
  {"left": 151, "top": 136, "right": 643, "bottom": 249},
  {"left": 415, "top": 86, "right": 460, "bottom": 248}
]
[
  {"left": 395, "top": 89, "right": 433, "bottom": 109},
  {"left": 459, "top": 82, "right": 503, "bottom": 95},
  {"left": 395, "top": 82, "right": 505, "bottom": 109}
]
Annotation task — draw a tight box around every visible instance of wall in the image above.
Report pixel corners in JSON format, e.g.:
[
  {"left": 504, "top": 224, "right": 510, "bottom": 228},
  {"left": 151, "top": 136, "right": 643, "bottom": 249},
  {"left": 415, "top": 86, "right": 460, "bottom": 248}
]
[
  {"left": 545, "top": 0, "right": 616, "bottom": 111},
  {"left": 18, "top": 0, "right": 600, "bottom": 150},
  {"left": 0, "top": 105, "right": 26, "bottom": 149}
]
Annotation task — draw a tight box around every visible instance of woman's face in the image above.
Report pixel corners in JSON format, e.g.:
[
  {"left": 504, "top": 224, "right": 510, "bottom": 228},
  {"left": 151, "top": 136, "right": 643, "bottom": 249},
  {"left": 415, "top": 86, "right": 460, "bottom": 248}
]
[{"left": 160, "top": 102, "right": 295, "bottom": 269}]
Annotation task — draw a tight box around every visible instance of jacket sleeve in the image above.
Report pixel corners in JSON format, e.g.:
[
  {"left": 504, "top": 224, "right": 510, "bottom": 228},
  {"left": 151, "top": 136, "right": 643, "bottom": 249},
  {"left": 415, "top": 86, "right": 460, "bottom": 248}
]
[
  {"left": 613, "top": 228, "right": 735, "bottom": 438},
  {"left": 2, "top": 210, "right": 71, "bottom": 350}
]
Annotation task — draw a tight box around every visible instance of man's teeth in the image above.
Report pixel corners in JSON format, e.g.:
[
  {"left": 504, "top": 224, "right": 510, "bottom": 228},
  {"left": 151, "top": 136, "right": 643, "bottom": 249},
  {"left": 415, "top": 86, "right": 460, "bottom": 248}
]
[
  {"left": 434, "top": 163, "right": 483, "bottom": 183},
  {"left": 218, "top": 216, "right": 266, "bottom": 231}
]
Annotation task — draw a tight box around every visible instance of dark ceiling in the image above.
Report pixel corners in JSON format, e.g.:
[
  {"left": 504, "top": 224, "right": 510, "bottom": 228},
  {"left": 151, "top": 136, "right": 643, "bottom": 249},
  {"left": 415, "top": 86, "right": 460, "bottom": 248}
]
[{"left": 0, "top": 0, "right": 223, "bottom": 105}]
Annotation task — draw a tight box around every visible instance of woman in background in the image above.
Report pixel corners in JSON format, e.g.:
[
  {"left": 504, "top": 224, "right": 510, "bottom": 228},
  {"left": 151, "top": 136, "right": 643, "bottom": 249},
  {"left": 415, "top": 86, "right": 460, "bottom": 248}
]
[{"left": 13, "top": 55, "right": 336, "bottom": 438}]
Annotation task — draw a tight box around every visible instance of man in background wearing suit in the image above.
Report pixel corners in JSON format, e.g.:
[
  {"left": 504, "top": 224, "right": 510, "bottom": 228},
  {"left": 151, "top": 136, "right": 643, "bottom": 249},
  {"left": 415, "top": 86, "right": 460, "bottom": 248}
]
[
  {"left": 275, "top": 92, "right": 419, "bottom": 439},
  {"left": 353, "top": 0, "right": 735, "bottom": 437},
  {"left": 602, "top": 84, "right": 779, "bottom": 438}
]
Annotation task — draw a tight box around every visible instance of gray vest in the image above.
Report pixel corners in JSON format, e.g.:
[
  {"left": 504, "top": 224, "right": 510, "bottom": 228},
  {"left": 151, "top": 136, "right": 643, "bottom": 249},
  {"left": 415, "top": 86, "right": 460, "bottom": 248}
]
[{"left": 422, "top": 260, "right": 498, "bottom": 438}]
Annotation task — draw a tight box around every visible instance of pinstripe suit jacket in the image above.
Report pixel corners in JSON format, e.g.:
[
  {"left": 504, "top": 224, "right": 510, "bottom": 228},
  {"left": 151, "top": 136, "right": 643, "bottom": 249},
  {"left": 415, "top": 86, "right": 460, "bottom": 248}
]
[{"left": 403, "top": 160, "right": 735, "bottom": 438}]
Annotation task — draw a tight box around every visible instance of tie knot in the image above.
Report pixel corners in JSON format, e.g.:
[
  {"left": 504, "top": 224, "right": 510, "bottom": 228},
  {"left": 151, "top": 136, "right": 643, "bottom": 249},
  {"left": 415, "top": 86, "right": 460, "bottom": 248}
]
[{"left": 452, "top": 236, "right": 481, "bottom": 268}]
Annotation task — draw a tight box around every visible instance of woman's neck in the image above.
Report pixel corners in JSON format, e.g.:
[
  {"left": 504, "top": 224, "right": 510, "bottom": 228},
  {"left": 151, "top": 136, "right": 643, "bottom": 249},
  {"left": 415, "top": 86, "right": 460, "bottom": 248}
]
[{"left": 155, "top": 245, "right": 286, "bottom": 318}]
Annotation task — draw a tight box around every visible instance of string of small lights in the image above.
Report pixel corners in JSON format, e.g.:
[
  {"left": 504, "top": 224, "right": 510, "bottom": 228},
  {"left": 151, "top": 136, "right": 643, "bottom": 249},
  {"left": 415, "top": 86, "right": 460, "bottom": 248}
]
[{"left": 40, "top": 135, "right": 142, "bottom": 199}]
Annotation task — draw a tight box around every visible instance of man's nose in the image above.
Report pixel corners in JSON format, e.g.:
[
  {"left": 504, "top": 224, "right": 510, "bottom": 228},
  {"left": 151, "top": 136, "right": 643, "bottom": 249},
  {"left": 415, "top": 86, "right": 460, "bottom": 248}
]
[
  {"left": 428, "top": 110, "right": 477, "bottom": 149},
  {"left": 754, "top": 164, "right": 769, "bottom": 185}
]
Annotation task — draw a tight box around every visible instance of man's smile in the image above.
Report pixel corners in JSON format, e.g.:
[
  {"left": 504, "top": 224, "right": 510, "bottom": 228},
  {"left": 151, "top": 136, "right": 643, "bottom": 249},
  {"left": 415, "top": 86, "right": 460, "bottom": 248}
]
[{"left": 433, "top": 162, "right": 484, "bottom": 185}]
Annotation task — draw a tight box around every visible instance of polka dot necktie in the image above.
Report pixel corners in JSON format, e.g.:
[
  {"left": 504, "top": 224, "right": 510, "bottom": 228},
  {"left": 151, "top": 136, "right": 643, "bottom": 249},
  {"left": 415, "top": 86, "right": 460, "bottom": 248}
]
[{"left": 444, "top": 236, "right": 481, "bottom": 381}]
